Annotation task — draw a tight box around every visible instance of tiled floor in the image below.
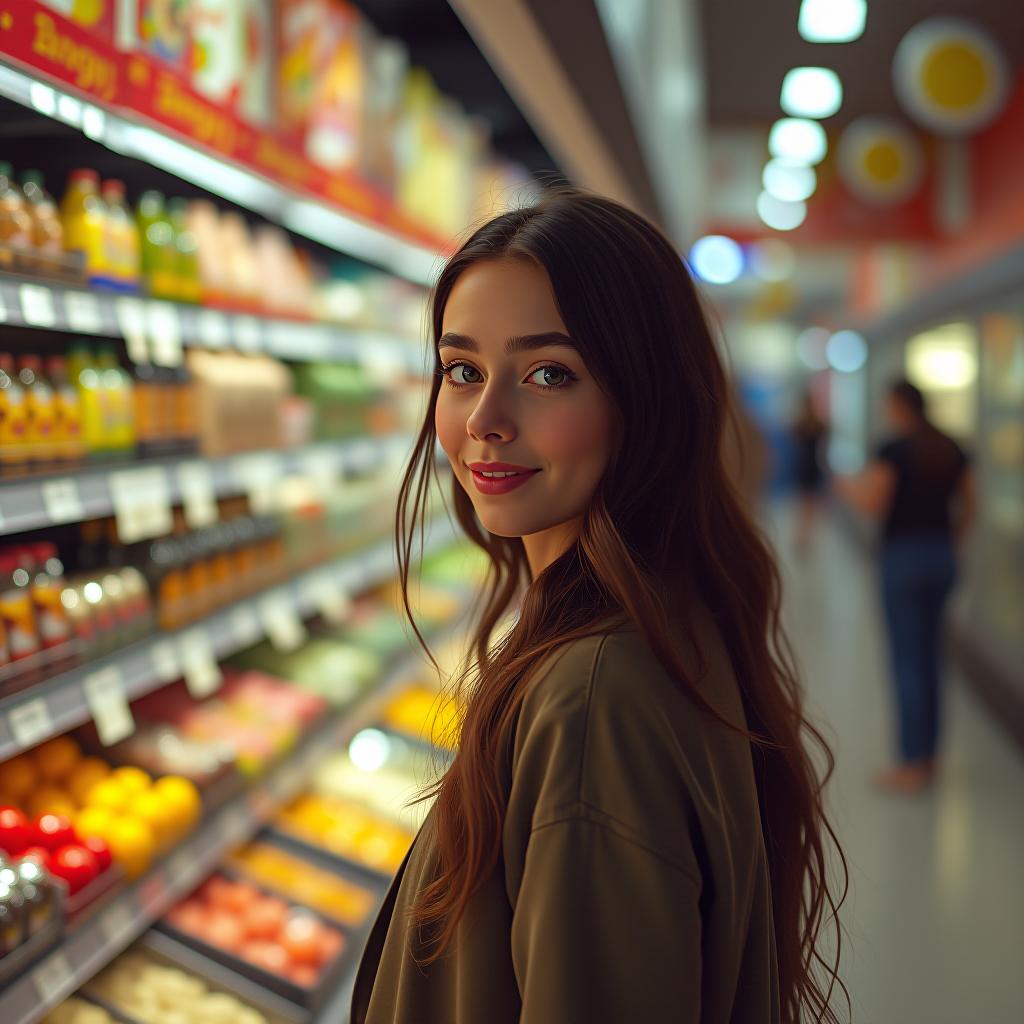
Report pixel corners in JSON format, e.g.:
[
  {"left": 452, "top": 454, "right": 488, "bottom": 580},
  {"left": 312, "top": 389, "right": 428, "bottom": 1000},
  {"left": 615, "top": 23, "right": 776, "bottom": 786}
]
[{"left": 765, "top": 501, "right": 1024, "bottom": 1024}]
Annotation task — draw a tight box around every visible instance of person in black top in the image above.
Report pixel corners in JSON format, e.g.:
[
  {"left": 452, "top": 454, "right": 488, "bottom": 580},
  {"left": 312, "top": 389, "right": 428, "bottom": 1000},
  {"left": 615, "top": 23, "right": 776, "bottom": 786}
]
[
  {"left": 791, "top": 388, "right": 828, "bottom": 556},
  {"left": 835, "top": 379, "right": 975, "bottom": 795}
]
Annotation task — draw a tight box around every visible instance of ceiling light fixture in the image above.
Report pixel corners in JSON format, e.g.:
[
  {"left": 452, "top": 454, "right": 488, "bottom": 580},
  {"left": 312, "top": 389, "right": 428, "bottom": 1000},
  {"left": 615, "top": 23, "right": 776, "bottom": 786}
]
[
  {"left": 756, "top": 192, "right": 807, "bottom": 232},
  {"left": 781, "top": 67, "right": 843, "bottom": 119},
  {"left": 689, "top": 235, "right": 744, "bottom": 285},
  {"left": 768, "top": 118, "right": 828, "bottom": 165},
  {"left": 798, "top": 0, "right": 867, "bottom": 44},
  {"left": 763, "top": 159, "right": 817, "bottom": 202}
]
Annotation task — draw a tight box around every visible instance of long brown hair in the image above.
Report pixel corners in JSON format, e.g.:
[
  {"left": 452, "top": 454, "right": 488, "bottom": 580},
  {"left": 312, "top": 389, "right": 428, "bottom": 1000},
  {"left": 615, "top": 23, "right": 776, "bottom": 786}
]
[{"left": 395, "top": 188, "right": 849, "bottom": 1023}]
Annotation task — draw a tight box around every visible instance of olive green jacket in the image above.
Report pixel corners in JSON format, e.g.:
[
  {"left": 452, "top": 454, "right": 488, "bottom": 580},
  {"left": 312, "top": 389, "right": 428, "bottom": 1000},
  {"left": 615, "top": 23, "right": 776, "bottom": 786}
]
[{"left": 351, "top": 612, "right": 780, "bottom": 1023}]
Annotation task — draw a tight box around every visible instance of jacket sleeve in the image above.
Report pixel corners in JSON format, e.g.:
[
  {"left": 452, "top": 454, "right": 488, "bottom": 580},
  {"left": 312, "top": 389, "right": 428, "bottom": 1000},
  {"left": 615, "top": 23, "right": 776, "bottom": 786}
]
[{"left": 510, "top": 812, "right": 703, "bottom": 1023}]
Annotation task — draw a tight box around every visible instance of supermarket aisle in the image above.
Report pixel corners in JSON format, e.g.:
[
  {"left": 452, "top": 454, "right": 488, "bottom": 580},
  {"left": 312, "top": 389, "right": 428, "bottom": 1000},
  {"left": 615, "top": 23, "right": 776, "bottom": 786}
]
[{"left": 764, "top": 501, "right": 1024, "bottom": 1024}]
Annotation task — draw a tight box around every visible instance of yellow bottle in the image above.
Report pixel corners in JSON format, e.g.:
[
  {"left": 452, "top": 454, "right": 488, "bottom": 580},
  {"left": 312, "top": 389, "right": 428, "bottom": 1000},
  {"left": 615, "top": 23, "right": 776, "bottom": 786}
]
[
  {"left": 45, "top": 355, "right": 86, "bottom": 465},
  {"left": 0, "top": 353, "right": 30, "bottom": 475},
  {"left": 61, "top": 169, "right": 107, "bottom": 285},
  {"left": 68, "top": 345, "right": 107, "bottom": 456},
  {"left": 102, "top": 179, "right": 140, "bottom": 291},
  {"left": 95, "top": 346, "right": 135, "bottom": 454},
  {"left": 16, "top": 356, "right": 58, "bottom": 467}
]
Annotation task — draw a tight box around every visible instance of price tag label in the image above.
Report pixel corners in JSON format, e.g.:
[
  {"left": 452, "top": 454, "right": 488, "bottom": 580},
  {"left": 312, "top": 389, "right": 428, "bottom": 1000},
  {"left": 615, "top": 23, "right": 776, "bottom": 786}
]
[
  {"left": 33, "top": 950, "right": 73, "bottom": 1007},
  {"left": 259, "top": 593, "right": 307, "bottom": 653},
  {"left": 178, "top": 629, "right": 223, "bottom": 699},
  {"left": 301, "top": 573, "right": 352, "bottom": 625},
  {"left": 42, "top": 478, "right": 85, "bottom": 525},
  {"left": 84, "top": 666, "right": 135, "bottom": 746},
  {"left": 65, "top": 291, "right": 103, "bottom": 334},
  {"left": 196, "top": 308, "right": 229, "bottom": 349},
  {"left": 19, "top": 283, "right": 57, "bottom": 327},
  {"left": 229, "top": 603, "right": 263, "bottom": 647},
  {"left": 110, "top": 467, "right": 173, "bottom": 544},
  {"left": 147, "top": 300, "right": 183, "bottom": 367},
  {"left": 99, "top": 901, "right": 135, "bottom": 944},
  {"left": 116, "top": 296, "right": 148, "bottom": 364},
  {"left": 150, "top": 640, "right": 181, "bottom": 683},
  {"left": 233, "top": 315, "right": 263, "bottom": 352},
  {"left": 9, "top": 698, "right": 53, "bottom": 751},
  {"left": 178, "top": 462, "right": 218, "bottom": 529}
]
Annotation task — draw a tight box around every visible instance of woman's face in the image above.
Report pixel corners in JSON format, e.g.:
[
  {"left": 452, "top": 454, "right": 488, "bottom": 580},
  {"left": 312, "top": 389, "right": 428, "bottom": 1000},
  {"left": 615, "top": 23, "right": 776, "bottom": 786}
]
[{"left": 435, "top": 258, "right": 615, "bottom": 575}]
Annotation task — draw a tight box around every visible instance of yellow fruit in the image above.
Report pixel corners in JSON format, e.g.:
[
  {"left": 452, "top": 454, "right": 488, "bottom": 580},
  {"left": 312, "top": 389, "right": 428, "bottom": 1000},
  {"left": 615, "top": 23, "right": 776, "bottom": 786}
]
[
  {"left": 153, "top": 777, "right": 201, "bottom": 837},
  {"left": 127, "top": 790, "right": 175, "bottom": 849},
  {"left": 67, "top": 758, "right": 111, "bottom": 804},
  {"left": 27, "top": 787, "right": 77, "bottom": 820},
  {"left": 31, "top": 736, "right": 81, "bottom": 782},
  {"left": 104, "top": 817, "right": 156, "bottom": 880},
  {"left": 74, "top": 806, "right": 115, "bottom": 840},
  {"left": 85, "top": 777, "right": 130, "bottom": 812},
  {"left": 111, "top": 766, "right": 151, "bottom": 795},
  {"left": 0, "top": 756, "right": 36, "bottom": 800}
]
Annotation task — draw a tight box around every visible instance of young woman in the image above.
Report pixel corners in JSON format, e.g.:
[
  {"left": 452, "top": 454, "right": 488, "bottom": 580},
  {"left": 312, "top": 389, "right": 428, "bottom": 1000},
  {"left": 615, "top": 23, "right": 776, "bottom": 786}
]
[
  {"left": 351, "top": 189, "right": 848, "bottom": 1023},
  {"left": 835, "top": 379, "right": 975, "bottom": 795}
]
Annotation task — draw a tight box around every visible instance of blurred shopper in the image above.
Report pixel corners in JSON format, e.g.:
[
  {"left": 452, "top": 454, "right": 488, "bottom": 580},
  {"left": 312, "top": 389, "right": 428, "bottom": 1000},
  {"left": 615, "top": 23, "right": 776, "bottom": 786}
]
[
  {"left": 835, "top": 380, "right": 975, "bottom": 795},
  {"left": 351, "top": 189, "right": 849, "bottom": 1024},
  {"left": 791, "top": 388, "right": 829, "bottom": 556}
]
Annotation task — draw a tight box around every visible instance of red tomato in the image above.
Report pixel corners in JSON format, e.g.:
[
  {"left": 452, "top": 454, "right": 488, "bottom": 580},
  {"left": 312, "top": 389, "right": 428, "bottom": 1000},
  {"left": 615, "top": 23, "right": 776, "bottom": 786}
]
[
  {"left": 202, "top": 910, "right": 246, "bottom": 951},
  {"left": 240, "top": 940, "right": 290, "bottom": 976},
  {"left": 319, "top": 927, "right": 345, "bottom": 963},
  {"left": 0, "top": 806, "right": 31, "bottom": 856},
  {"left": 289, "top": 963, "right": 320, "bottom": 988},
  {"left": 80, "top": 835, "right": 113, "bottom": 873},
  {"left": 166, "top": 901, "right": 207, "bottom": 934},
  {"left": 281, "top": 913, "right": 324, "bottom": 965},
  {"left": 19, "top": 845, "right": 53, "bottom": 868},
  {"left": 243, "top": 896, "right": 288, "bottom": 940},
  {"left": 218, "top": 880, "right": 260, "bottom": 914},
  {"left": 49, "top": 844, "right": 100, "bottom": 895},
  {"left": 33, "top": 813, "right": 75, "bottom": 853},
  {"left": 196, "top": 876, "right": 234, "bottom": 906}
]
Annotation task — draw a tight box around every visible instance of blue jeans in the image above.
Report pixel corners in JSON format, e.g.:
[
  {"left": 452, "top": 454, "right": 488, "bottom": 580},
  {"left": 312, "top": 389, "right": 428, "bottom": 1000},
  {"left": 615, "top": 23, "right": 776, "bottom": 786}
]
[{"left": 880, "top": 535, "right": 957, "bottom": 763}]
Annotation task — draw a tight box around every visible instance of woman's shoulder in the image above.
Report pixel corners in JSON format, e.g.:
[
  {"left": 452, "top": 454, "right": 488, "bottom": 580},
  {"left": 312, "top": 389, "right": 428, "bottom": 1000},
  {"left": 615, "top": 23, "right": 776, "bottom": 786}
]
[{"left": 508, "top": 613, "right": 754, "bottom": 864}]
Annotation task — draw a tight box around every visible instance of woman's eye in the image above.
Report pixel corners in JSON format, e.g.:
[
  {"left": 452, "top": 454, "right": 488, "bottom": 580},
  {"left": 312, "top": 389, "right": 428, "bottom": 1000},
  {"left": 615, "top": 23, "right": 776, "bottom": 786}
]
[
  {"left": 528, "top": 366, "right": 570, "bottom": 388},
  {"left": 450, "top": 363, "right": 482, "bottom": 384}
]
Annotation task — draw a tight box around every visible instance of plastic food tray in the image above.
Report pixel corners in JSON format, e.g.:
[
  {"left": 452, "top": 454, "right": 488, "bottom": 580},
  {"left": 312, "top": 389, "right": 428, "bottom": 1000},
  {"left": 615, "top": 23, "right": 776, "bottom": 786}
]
[{"left": 153, "top": 874, "right": 354, "bottom": 1013}]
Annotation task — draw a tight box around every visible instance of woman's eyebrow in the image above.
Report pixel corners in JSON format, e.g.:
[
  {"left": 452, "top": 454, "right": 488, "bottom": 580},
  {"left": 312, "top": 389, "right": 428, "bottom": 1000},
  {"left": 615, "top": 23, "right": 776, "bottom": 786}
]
[{"left": 437, "top": 332, "right": 578, "bottom": 354}]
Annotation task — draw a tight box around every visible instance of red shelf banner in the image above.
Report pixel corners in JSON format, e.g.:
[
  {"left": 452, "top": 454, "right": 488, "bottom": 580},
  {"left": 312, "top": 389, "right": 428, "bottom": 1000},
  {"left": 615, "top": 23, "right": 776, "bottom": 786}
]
[{"left": 0, "top": 0, "right": 446, "bottom": 252}]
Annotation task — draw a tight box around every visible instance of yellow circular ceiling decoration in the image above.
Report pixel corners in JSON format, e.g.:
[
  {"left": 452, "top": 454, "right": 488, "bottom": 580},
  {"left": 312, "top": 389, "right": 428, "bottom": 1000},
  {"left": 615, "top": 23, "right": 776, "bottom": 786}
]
[
  {"left": 838, "top": 117, "right": 924, "bottom": 205},
  {"left": 894, "top": 17, "right": 1009, "bottom": 134}
]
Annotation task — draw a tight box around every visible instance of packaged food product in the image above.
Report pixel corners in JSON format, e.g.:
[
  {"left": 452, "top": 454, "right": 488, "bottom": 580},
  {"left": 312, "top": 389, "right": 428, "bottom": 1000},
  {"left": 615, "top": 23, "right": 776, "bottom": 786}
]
[
  {"left": 0, "top": 551, "right": 40, "bottom": 663},
  {"left": 17, "top": 356, "right": 59, "bottom": 465},
  {"left": 0, "top": 162, "right": 32, "bottom": 272},
  {"left": 67, "top": 346, "right": 107, "bottom": 455},
  {"left": 60, "top": 169, "right": 107, "bottom": 285},
  {"left": 95, "top": 346, "right": 135, "bottom": 454},
  {"left": 0, "top": 354, "right": 30, "bottom": 476},
  {"left": 136, "top": 190, "right": 178, "bottom": 299},
  {"left": 45, "top": 356, "right": 86, "bottom": 466},
  {"left": 101, "top": 179, "right": 140, "bottom": 291},
  {"left": 168, "top": 198, "right": 201, "bottom": 304},
  {"left": 21, "top": 170, "right": 64, "bottom": 273},
  {"left": 28, "top": 544, "right": 71, "bottom": 652}
]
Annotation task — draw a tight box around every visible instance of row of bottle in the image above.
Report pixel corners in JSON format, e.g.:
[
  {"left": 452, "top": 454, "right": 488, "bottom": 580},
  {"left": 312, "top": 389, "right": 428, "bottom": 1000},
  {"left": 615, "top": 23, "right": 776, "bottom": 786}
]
[
  {"left": 0, "top": 852, "right": 63, "bottom": 960},
  {"left": 0, "top": 346, "right": 198, "bottom": 474},
  {"left": 0, "top": 162, "right": 202, "bottom": 300}
]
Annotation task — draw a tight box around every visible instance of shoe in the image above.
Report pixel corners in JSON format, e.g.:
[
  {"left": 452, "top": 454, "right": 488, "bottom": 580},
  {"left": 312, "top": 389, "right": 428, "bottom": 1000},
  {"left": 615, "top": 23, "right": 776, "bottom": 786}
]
[{"left": 872, "top": 764, "right": 934, "bottom": 795}]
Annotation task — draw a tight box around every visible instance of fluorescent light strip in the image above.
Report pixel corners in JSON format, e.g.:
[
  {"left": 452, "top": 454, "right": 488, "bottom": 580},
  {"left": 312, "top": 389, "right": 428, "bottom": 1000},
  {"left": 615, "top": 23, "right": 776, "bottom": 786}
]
[{"left": 0, "top": 59, "right": 439, "bottom": 286}]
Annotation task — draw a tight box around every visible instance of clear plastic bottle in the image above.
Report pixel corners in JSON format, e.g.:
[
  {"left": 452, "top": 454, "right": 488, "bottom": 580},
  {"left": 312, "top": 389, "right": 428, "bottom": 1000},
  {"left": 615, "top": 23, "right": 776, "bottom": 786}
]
[
  {"left": 101, "top": 179, "right": 140, "bottom": 292},
  {"left": 0, "top": 161, "right": 32, "bottom": 273},
  {"left": 21, "top": 170, "right": 64, "bottom": 275}
]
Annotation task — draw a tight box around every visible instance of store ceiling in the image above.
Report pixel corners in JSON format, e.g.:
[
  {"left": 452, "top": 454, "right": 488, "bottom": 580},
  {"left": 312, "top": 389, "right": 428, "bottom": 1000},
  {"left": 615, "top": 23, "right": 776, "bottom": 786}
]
[{"left": 700, "top": 0, "right": 1024, "bottom": 129}]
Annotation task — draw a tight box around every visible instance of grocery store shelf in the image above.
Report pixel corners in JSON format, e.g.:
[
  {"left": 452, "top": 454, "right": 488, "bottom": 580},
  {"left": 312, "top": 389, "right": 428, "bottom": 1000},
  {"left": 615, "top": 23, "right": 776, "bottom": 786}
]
[
  {"left": 0, "top": 433, "right": 414, "bottom": 538},
  {"left": 0, "top": 59, "right": 441, "bottom": 287},
  {"left": 0, "top": 272, "right": 428, "bottom": 375},
  {"left": 0, "top": 603, "right": 469, "bottom": 1024},
  {"left": 0, "top": 512, "right": 460, "bottom": 762}
]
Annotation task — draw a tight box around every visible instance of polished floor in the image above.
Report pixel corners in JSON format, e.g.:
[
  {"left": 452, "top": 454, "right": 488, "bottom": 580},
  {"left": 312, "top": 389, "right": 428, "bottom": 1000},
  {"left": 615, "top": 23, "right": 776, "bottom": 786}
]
[{"left": 765, "top": 501, "right": 1024, "bottom": 1024}]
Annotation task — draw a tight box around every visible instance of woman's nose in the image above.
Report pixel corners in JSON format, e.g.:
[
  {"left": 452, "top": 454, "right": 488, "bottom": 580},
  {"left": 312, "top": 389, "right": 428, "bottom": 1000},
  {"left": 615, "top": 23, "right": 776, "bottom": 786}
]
[{"left": 466, "top": 386, "right": 518, "bottom": 443}]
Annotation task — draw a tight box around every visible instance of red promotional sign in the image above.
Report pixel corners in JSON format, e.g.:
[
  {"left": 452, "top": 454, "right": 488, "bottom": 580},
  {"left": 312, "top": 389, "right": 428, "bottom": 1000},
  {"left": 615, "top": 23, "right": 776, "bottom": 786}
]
[{"left": 0, "top": 0, "right": 447, "bottom": 251}]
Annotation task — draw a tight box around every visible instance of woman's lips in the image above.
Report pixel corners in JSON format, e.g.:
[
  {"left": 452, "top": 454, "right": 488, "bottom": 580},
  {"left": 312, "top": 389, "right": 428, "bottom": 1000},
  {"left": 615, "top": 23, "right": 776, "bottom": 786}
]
[{"left": 469, "top": 468, "right": 541, "bottom": 495}]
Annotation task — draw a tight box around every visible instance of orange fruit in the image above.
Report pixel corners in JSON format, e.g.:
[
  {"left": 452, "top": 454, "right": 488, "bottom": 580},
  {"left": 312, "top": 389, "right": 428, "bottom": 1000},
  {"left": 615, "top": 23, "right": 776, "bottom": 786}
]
[
  {"left": 85, "top": 777, "right": 130, "bottom": 812},
  {"left": 153, "top": 776, "right": 201, "bottom": 837},
  {"left": 104, "top": 816, "right": 156, "bottom": 880},
  {"left": 111, "top": 766, "right": 151, "bottom": 795},
  {"left": 27, "top": 787, "right": 77, "bottom": 820},
  {"left": 31, "top": 736, "right": 81, "bottom": 783},
  {"left": 74, "top": 805, "right": 115, "bottom": 840},
  {"left": 0, "top": 755, "right": 36, "bottom": 800},
  {"left": 127, "top": 789, "right": 175, "bottom": 849},
  {"left": 67, "top": 758, "right": 110, "bottom": 804}
]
